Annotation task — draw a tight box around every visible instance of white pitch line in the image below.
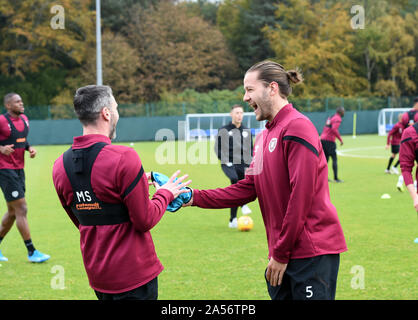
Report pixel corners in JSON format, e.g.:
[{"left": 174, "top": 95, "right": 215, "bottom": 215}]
[{"left": 337, "top": 146, "right": 388, "bottom": 159}]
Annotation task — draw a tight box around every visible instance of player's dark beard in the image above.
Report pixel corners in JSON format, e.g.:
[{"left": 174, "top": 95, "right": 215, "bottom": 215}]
[
  {"left": 109, "top": 113, "right": 117, "bottom": 140},
  {"left": 10, "top": 107, "right": 24, "bottom": 116},
  {"left": 258, "top": 91, "right": 273, "bottom": 121}
]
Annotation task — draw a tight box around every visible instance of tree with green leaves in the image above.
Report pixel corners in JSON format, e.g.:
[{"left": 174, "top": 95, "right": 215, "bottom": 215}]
[
  {"left": 52, "top": 30, "right": 143, "bottom": 108},
  {"left": 373, "top": 13, "right": 416, "bottom": 97},
  {"left": 126, "top": 0, "right": 239, "bottom": 101},
  {"left": 0, "top": 0, "right": 95, "bottom": 77},
  {"left": 99, "top": 0, "right": 160, "bottom": 34},
  {"left": 264, "top": 0, "right": 368, "bottom": 98},
  {"left": 180, "top": 0, "right": 220, "bottom": 25},
  {"left": 217, "top": 0, "right": 277, "bottom": 74}
]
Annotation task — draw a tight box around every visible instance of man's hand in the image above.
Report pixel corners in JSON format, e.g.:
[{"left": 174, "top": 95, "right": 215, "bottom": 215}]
[
  {"left": 0, "top": 144, "right": 14, "bottom": 156},
  {"left": 406, "top": 183, "right": 418, "bottom": 212},
  {"left": 28, "top": 146, "right": 37, "bottom": 158},
  {"left": 413, "top": 197, "right": 418, "bottom": 212},
  {"left": 153, "top": 170, "right": 191, "bottom": 199},
  {"left": 266, "top": 257, "right": 288, "bottom": 287}
]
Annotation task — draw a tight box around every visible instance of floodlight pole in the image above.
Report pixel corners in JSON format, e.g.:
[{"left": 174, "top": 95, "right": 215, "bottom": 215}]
[{"left": 96, "top": 0, "right": 103, "bottom": 85}]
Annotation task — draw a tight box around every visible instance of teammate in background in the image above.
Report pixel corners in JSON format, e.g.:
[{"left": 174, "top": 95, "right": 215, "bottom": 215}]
[
  {"left": 320, "top": 106, "right": 345, "bottom": 183},
  {"left": 214, "top": 104, "right": 253, "bottom": 228},
  {"left": 184, "top": 61, "right": 347, "bottom": 300},
  {"left": 0, "top": 93, "right": 50, "bottom": 263},
  {"left": 398, "top": 121, "right": 418, "bottom": 243},
  {"left": 52, "top": 85, "right": 191, "bottom": 300},
  {"left": 396, "top": 97, "right": 418, "bottom": 191},
  {"left": 400, "top": 97, "right": 418, "bottom": 128},
  {"left": 385, "top": 113, "right": 403, "bottom": 174}
]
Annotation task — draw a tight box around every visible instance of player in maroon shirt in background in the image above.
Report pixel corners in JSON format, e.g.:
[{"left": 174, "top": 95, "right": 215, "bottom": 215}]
[
  {"left": 385, "top": 113, "right": 403, "bottom": 174},
  {"left": 396, "top": 97, "right": 418, "bottom": 191},
  {"left": 52, "top": 85, "right": 191, "bottom": 300},
  {"left": 399, "top": 121, "right": 418, "bottom": 243},
  {"left": 320, "top": 106, "right": 345, "bottom": 183},
  {"left": 183, "top": 61, "right": 347, "bottom": 300},
  {"left": 0, "top": 93, "right": 50, "bottom": 263},
  {"left": 400, "top": 97, "right": 418, "bottom": 128}
]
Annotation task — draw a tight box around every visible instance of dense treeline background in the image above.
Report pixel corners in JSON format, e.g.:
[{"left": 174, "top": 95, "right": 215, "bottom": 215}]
[{"left": 0, "top": 0, "right": 417, "bottom": 117}]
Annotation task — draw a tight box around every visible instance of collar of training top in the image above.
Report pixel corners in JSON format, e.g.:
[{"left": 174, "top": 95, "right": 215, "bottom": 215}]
[
  {"left": 265, "top": 103, "right": 293, "bottom": 130},
  {"left": 72, "top": 134, "right": 111, "bottom": 149}
]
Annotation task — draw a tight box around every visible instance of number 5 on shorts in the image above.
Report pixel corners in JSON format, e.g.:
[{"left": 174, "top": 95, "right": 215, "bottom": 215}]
[{"left": 306, "top": 286, "right": 313, "bottom": 298}]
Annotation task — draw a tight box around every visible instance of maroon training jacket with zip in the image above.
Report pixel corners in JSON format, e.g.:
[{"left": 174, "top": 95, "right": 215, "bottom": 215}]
[
  {"left": 193, "top": 104, "right": 347, "bottom": 264},
  {"left": 400, "top": 125, "right": 418, "bottom": 186}
]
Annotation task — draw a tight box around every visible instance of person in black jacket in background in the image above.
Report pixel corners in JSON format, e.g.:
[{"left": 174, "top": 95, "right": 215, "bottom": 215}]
[{"left": 214, "top": 104, "right": 253, "bottom": 228}]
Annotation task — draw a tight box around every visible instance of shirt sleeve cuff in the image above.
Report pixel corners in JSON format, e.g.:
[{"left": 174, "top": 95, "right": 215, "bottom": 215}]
[
  {"left": 155, "top": 188, "right": 174, "bottom": 204},
  {"left": 191, "top": 189, "right": 200, "bottom": 206},
  {"left": 402, "top": 173, "right": 414, "bottom": 187}
]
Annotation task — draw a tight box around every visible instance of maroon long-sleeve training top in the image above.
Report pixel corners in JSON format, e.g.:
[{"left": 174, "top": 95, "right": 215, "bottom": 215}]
[
  {"left": 193, "top": 104, "right": 347, "bottom": 264},
  {"left": 320, "top": 113, "right": 343, "bottom": 144},
  {"left": 387, "top": 121, "right": 403, "bottom": 146},
  {"left": 400, "top": 124, "right": 418, "bottom": 186},
  {"left": 52, "top": 134, "right": 173, "bottom": 293}
]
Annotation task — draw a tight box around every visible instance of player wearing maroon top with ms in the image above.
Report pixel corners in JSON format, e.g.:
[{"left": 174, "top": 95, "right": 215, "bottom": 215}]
[
  {"left": 52, "top": 85, "right": 191, "bottom": 300},
  {"left": 184, "top": 61, "right": 347, "bottom": 300},
  {"left": 320, "top": 106, "right": 345, "bottom": 183},
  {"left": 0, "top": 93, "right": 50, "bottom": 263}
]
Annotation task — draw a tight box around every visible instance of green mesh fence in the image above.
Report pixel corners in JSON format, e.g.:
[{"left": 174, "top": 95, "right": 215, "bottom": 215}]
[{"left": 0, "top": 96, "right": 415, "bottom": 120}]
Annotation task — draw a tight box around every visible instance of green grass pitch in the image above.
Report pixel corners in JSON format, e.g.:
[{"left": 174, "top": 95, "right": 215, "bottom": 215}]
[{"left": 0, "top": 134, "right": 416, "bottom": 300}]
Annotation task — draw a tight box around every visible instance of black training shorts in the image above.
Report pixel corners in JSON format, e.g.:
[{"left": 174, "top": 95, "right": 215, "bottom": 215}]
[
  {"left": 265, "top": 254, "right": 340, "bottom": 300},
  {"left": 321, "top": 140, "right": 337, "bottom": 158},
  {"left": 0, "top": 169, "right": 26, "bottom": 202},
  {"left": 94, "top": 277, "right": 158, "bottom": 300},
  {"left": 391, "top": 144, "right": 400, "bottom": 154}
]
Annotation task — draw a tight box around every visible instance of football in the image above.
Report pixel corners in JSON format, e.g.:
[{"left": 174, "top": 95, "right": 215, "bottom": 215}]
[{"left": 237, "top": 216, "right": 254, "bottom": 231}]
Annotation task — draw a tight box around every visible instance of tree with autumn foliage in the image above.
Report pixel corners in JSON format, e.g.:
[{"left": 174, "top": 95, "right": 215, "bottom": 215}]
[
  {"left": 0, "top": 0, "right": 95, "bottom": 106},
  {"left": 264, "top": 0, "right": 368, "bottom": 98},
  {"left": 372, "top": 12, "right": 416, "bottom": 97},
  {"left": 0, "top": 0, "right": 95, "bottom": 77},
  {"left": 52, "top": 31, "right": 142, "bottom": 106},
  {"left": 126, "top": 0, "right": 240, "bottom": 101},
  {"left": 350, "top": 0, "right": 417, "bottom": 97},
  {"left": 0, "top": 0, "right": 417, "bottom": 110},
  {"left": 217, "top": 0, "right": 277, "bottom": 73}
]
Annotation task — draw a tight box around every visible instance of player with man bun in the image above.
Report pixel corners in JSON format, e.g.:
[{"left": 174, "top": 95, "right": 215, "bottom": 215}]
[{"left": 184, "top": 61, "right": 347, "bottom": 300}]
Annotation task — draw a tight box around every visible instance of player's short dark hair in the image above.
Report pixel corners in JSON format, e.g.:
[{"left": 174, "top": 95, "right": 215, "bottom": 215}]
[
  {"left": 73, "top": 85, "right": 114, "bottom": 126},
  {"left": 414, "top": 97, "right": 418, "bottom": 104},
  {"left": 231, "top": 104, "right": 244, "bottom": 111},
  {"left": 3, "top": 92, "right": 18, "bottom": 106},
  {"left": 337, "top": 106, "right": 345, "bottom": 113}
]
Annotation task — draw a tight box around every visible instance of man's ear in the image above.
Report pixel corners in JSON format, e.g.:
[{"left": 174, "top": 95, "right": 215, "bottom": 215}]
[
  {"left": 269, "top": 81, "right": 279, "bottom": 96},
  {"left": 102, "top": 107, "right": 111, "bottom": 121}
]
